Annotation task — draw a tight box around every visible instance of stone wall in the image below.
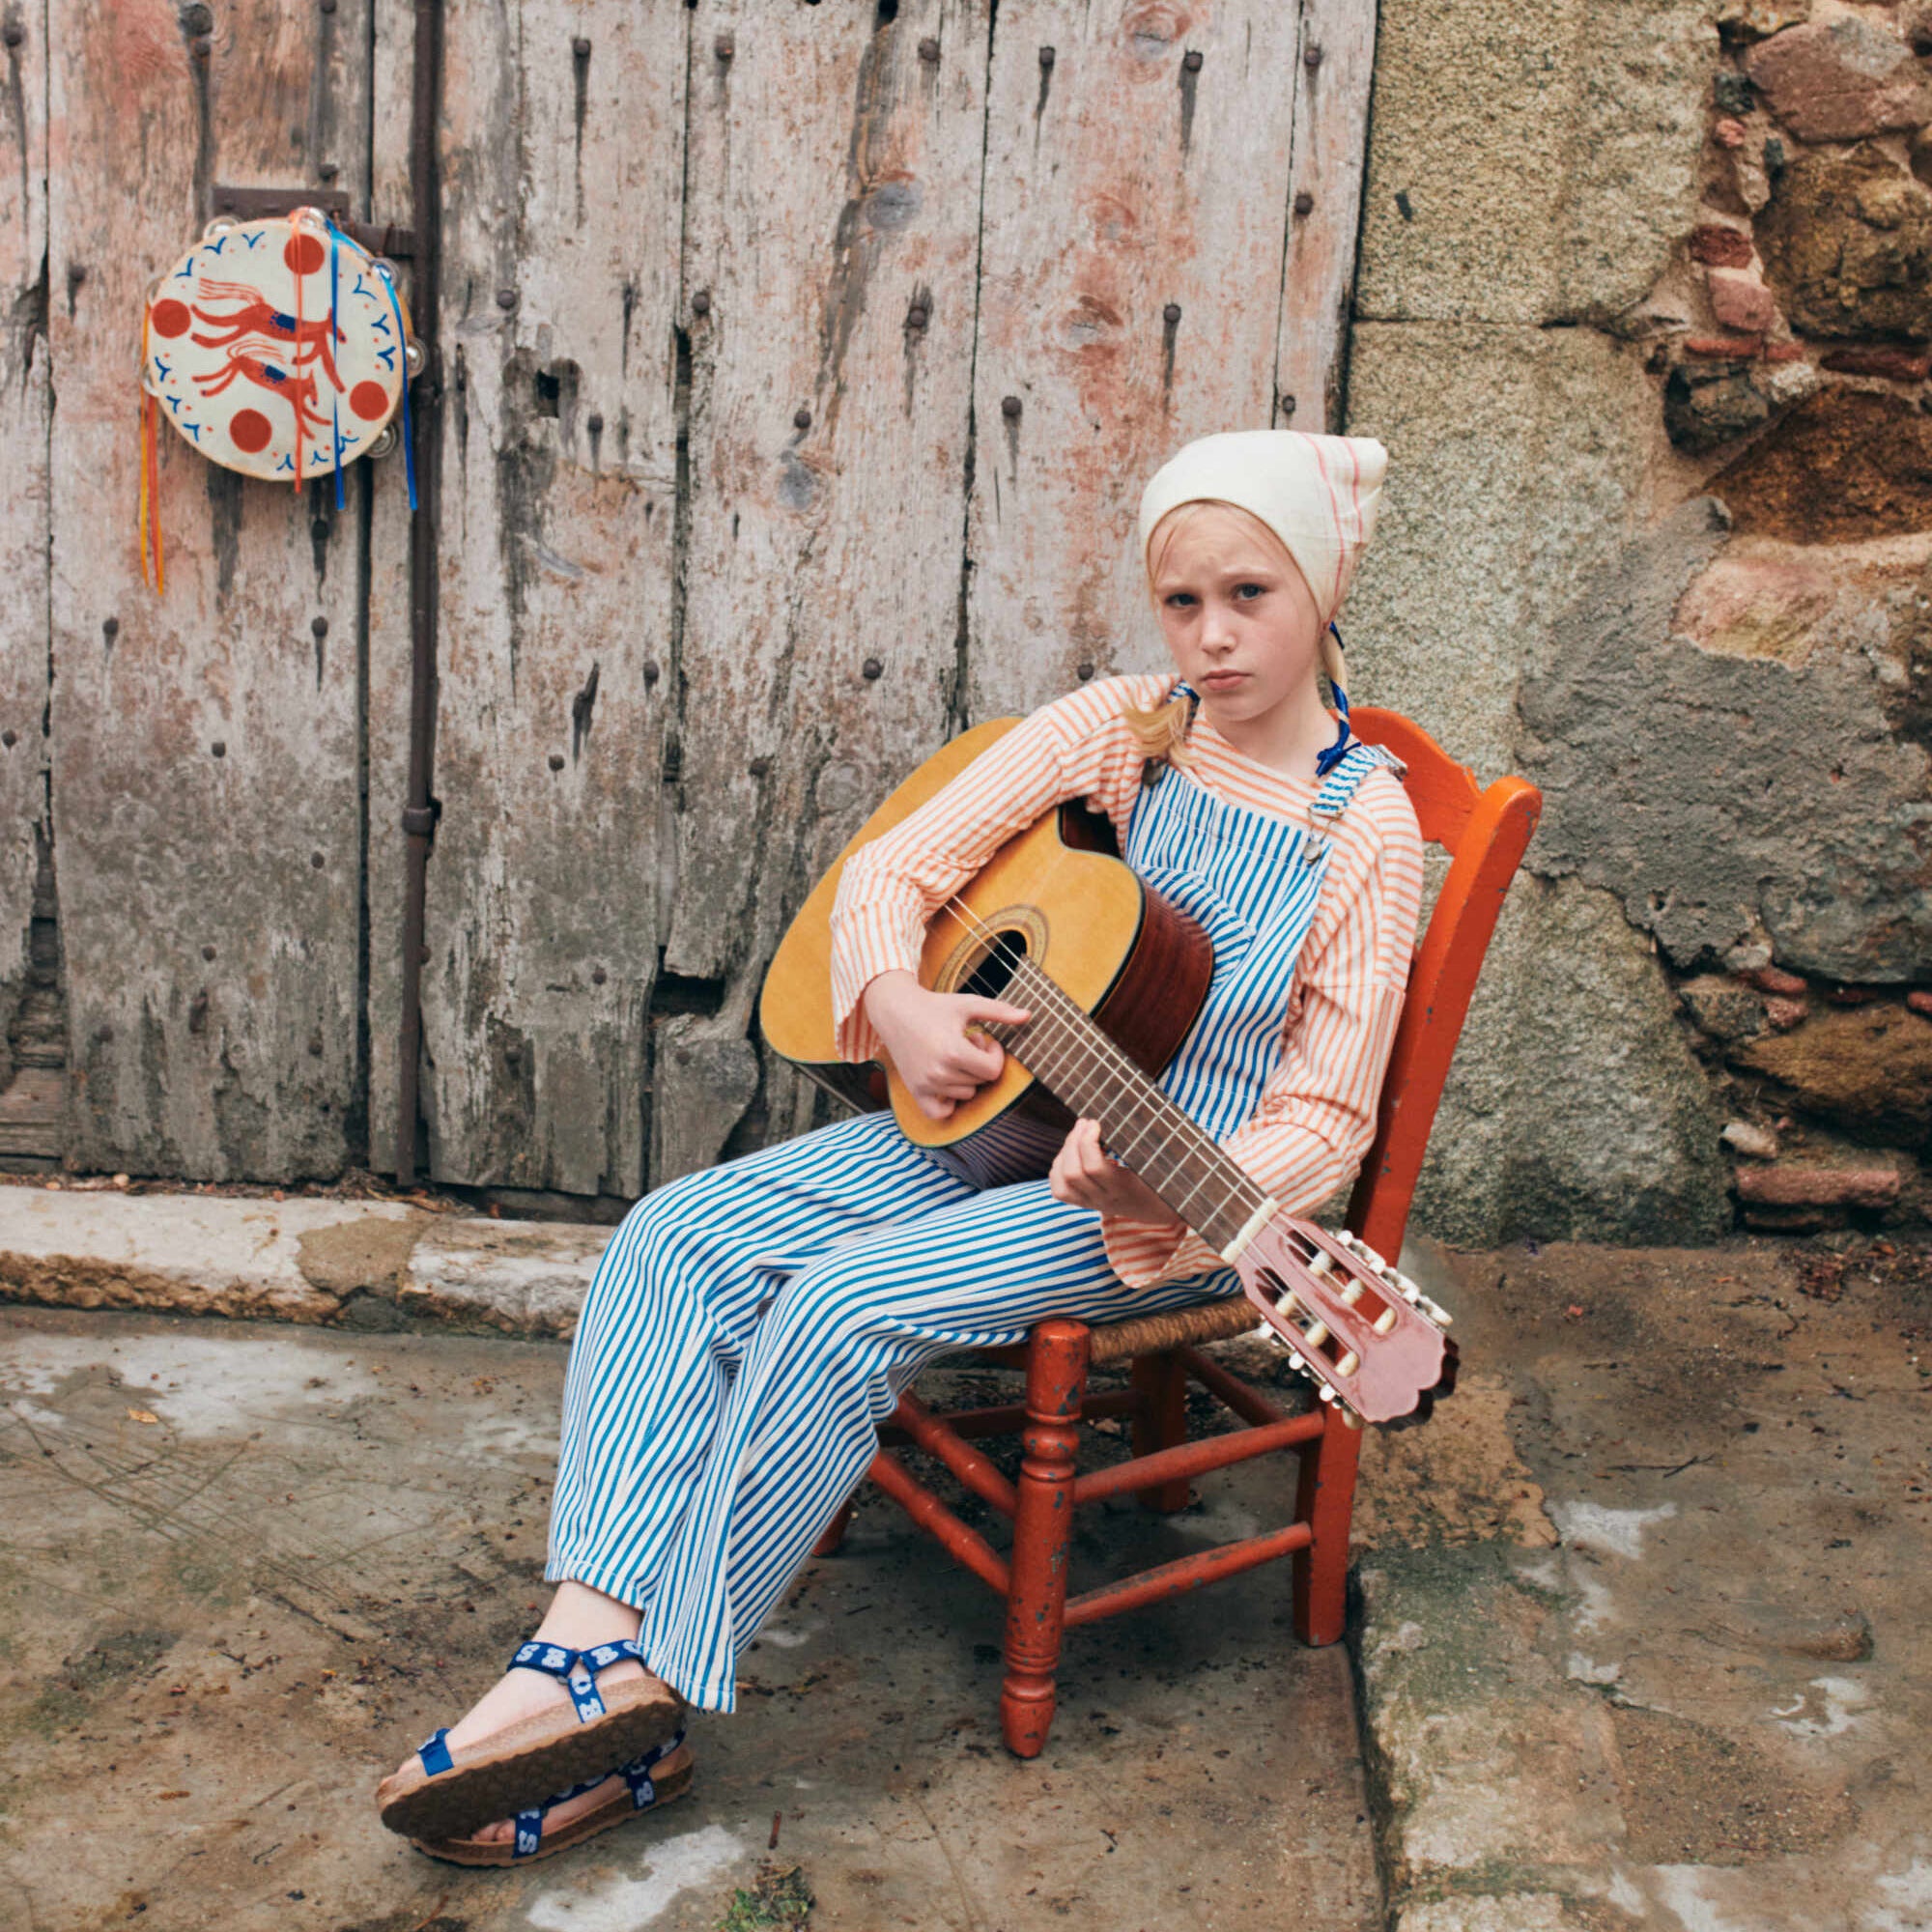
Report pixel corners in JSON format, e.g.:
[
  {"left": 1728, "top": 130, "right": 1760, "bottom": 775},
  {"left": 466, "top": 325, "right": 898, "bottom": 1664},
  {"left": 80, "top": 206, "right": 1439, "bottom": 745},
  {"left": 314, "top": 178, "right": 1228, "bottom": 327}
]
[{"left": 1345, "top": 0, "right": 1932, "bottom": 1244}]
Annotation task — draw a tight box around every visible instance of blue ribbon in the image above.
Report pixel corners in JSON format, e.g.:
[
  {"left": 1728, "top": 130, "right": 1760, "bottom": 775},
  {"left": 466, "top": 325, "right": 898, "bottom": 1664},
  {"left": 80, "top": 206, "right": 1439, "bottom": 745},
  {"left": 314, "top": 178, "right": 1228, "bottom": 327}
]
[
  {"left": 355, "top": 242, "right": 420, "bottom": 514},
  {"left": 1315, "top": 620, "right": 1352, "bottom": 777},
  {"left": 327, "top": 216, "right": 345, "bottom": 511}
]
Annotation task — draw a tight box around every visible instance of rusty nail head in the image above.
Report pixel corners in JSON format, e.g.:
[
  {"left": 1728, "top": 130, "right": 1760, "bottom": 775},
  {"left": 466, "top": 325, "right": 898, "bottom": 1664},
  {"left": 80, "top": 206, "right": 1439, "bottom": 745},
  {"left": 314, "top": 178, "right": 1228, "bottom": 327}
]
[
  {"left": 1182, "top": 49, "right": 1203, "bottom": 71},
  {"left": 908, "top": 303, "right": 928, "bottom": 327},
  {"left": 692, "top": 290, "right": 711, "bottom": 316},
  {"left": 211, "top": 740, "right": 227, "bottom": 757},
  {"left": 919, "top": 36, "right": 939, "bottom": 61},
  {"left": 309, "top": 1036, "right": 324, "bottom": 1056},
  {"left": 1304, "top": 43, "right": 1321, "bottom": 67},
  {"left": 592, "top": 966, "right": 608, "bottom": 985},
  {"left": 1163, "top": 301, "right": 1181, "bottom": 324},
  {"left": 1280, "top": 392, "right": 1297, "bottom": 416},
  {"left": 586, "top": 412, "right": 604, "bottom": 434},
  {"left": 714, "top": 31, "right": 733, "bottom": 59},
  {"left": 1038, "top": 45, "right": 1055, "bottom": 68},
  {"left": 573, "top": 34, "right": 590, "bottom": 56},
  {"left": 311, "top": 614, "right": 328, "bottom": 638},
  {"left": 192, "top": 34, "right": 212, "bottom": 58},
  {"left": 202, "top": 945, "right": 216, "bottom": 961},
  {"left": 643, "top": 659, "right": 661, "bottom": 684},
  {"left": 1077, "top": 661, "right": 1095, "bottom": 681},
  {"left": 4, "top": 19, "right": 26, "bottom": 43},
  {"left": 750, "top": 756, "right": 771, "bottom": 778},
  {"left": 1002, "top": 394, "right": 1022, "bottom": 419},
  {"left": 549, "top": 752, "right": 565, "bottom": 771},
  {"left": 102, "top": 615, "right": 118, "bottom": 638},
  {"left": 310, "top": 851, "right": 325, "bottom": 868},
  {"left": 863, "top": 657, "right": 883, "bottom": 680},
  {"left": 497, "top": 287, "right": 518, "bottom": 310},
  {"left": 311, "top": 518, "right": 330, "bottom": 541},
  {"left": 318, "top": 161, "right": 339, "bottom": 181},
  {"left": 794, "top": 407, "right": 811, "bottom": 430},
  {"left": 1294, "top": 189, "right": 1315, "bottom": 216},
  {"left": 0, "top": 730, "right": 14, "bottom": 749}
]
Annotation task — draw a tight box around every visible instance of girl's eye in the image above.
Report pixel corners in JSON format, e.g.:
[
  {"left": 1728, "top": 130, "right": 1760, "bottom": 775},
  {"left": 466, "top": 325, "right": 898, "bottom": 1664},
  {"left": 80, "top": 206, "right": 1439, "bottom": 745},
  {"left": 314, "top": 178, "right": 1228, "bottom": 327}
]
[
  {"left": 1164, "top": 592, "right": 1195, "bottom": 609},
  {"left": 1235, "top": 582, "right": 1264, "bottom": 601}
]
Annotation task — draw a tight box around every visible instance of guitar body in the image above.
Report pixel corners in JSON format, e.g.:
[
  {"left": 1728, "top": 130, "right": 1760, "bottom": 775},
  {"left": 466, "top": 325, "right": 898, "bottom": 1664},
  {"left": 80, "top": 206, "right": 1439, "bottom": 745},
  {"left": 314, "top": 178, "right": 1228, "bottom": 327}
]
[{"left": 759, "top": 721, "right": 1215, "bottom": 1186}]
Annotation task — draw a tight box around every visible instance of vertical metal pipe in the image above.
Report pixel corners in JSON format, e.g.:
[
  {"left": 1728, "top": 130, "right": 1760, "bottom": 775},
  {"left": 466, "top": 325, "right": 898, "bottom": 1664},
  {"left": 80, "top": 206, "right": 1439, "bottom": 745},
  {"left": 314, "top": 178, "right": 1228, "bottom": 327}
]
[{"left": 395, "top": 0, "right": 443, "bottom": 1182}]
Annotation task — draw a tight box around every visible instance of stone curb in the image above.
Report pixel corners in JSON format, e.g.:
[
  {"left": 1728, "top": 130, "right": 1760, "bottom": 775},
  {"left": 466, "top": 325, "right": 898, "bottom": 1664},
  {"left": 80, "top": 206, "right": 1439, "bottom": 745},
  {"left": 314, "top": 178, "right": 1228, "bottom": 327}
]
[{"left": 0, "top": 1184, "right": 608, "bottom": 1339}]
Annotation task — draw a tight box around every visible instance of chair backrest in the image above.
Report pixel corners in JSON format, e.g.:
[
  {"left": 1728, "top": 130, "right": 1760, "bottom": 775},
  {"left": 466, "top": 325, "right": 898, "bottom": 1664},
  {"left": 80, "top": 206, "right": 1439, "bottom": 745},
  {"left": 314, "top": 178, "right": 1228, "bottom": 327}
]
[{"left": 1341, "top": 708, "right": 1543, "bottom": 1261}]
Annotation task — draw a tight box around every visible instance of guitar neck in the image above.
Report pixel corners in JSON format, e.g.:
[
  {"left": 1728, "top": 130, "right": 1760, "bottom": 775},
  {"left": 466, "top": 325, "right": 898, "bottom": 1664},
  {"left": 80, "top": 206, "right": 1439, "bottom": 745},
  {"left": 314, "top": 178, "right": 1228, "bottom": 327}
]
[{"left": 978, "top": 957, "right": 1268, "bottom": 1257}]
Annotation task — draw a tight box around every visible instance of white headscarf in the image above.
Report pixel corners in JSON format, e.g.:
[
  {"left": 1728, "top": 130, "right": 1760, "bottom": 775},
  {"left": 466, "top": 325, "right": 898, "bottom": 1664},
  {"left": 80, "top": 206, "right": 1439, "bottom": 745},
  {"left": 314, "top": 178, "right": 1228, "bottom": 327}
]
[{"left": 1137, "top": 429, "right": 1388, "bottom": 629}]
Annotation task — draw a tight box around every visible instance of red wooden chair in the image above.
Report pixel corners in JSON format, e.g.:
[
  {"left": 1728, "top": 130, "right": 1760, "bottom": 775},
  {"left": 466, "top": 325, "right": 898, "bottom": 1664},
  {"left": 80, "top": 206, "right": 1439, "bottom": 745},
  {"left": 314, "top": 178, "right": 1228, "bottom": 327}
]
[{"left": 812, "top": 710, "right": 1542, "bottom": 1756}]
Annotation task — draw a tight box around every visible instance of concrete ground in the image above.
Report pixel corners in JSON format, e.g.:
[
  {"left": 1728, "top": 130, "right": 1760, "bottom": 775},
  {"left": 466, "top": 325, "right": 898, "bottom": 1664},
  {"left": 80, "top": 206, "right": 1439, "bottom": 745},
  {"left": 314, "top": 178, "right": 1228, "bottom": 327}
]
[
  {"left": 0, "top": 1306, "right": 1378, "bottom": 1932},
  {"left": 4, "top": 1195, "right": 1929, "bottom": 1931}
]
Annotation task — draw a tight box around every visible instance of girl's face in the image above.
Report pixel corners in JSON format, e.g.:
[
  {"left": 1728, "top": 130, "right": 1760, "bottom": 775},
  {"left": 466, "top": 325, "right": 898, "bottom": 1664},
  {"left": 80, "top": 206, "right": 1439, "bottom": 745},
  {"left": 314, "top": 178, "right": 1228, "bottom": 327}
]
[{"left": 1146, "top": 505, "right": 1325, "bottom": 729}]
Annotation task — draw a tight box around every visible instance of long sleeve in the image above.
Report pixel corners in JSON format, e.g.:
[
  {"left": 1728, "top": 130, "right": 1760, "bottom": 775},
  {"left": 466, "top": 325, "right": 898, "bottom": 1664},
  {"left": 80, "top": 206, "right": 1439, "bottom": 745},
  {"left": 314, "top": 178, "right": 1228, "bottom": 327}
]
[
  {"left": 1098, "top": 770, "right": 1426, "bottom": 1289},
  {"left": 828, "top": 673, "right": 1174, "bottom": 1064}
]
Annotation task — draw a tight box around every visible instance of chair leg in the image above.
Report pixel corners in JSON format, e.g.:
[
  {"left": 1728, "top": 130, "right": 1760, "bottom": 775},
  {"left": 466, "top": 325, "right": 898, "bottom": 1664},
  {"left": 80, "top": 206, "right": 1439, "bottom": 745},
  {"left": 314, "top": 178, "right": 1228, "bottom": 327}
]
[
  {"left": 1293, "top": 1406, "right": 1363, "bottom": 1645},
  {"left": 811, "top": 1498, "right": 855, "bottom": 1559},
  {"left": 1129, "top": 1350, "right": 1191, "bottom": 1513},
  {"left": 1001, "top": 1319, "right": 1090, "bottom": 1759}
]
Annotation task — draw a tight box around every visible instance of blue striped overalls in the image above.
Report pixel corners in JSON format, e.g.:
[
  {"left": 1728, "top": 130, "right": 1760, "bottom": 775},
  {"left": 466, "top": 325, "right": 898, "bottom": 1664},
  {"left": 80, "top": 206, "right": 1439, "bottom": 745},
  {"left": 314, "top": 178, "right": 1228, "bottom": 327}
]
[{"left": 546, "top": 732, "right": 1402, "bottom": 1712}]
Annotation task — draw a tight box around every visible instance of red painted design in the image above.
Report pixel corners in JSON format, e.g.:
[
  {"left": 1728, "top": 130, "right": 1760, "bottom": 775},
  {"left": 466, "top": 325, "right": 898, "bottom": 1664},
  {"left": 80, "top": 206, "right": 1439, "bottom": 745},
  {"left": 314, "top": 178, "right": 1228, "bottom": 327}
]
[
  {"left": 229, "top": 409, "right": 272, "bottom": 454},
  {"left": 150, "top": 298, "right": 192, "bottom": 337},
  {"left": 350, "top": 378, "right": 390, "bottom": 421},
  {"left": 282, "top": 231, "right": 327, "bottom": 276}
]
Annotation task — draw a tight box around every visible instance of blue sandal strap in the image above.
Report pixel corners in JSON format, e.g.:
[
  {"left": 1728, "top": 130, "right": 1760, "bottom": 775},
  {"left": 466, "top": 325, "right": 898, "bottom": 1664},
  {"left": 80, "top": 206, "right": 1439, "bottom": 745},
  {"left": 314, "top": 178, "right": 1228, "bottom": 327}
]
[
  {"left": 415, "top": 1727, "right": 454, "bottom": 1777},
  {"left": 619, "top": 1725, "right": 688, "bottom": 1809},
  {"left": 505, "top": 1636, "right": 647, "bottom": 1722}
]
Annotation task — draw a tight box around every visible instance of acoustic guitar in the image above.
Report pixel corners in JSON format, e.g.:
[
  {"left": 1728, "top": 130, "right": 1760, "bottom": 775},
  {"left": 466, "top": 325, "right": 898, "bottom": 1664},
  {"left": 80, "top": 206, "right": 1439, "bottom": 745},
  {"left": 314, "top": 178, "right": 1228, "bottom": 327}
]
[{"left": 760, "top": 721, "right": 1455, "bottom": 1426}]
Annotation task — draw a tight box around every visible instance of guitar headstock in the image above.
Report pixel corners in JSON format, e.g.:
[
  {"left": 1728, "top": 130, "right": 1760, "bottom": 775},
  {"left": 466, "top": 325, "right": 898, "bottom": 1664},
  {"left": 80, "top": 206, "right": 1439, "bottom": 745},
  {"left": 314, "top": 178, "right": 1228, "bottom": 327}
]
[{"left": 1230, "top": 1216, "right": 1458, "bottom": 1426}]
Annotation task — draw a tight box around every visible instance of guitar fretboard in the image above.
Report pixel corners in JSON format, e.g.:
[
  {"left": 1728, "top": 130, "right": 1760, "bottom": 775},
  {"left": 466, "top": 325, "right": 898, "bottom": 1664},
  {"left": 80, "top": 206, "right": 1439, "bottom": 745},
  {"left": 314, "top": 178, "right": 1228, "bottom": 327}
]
[{"left": 977, "top": 952, "right": 1270, "bottom": 1257}]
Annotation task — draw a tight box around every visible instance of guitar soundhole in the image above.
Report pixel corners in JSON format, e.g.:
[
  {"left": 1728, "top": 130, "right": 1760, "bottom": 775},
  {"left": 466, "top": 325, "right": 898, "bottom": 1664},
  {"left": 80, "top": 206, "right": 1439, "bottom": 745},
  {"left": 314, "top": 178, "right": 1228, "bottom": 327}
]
[{"left": 960, "top": 927, "right": 1030, "bottom": 1001}]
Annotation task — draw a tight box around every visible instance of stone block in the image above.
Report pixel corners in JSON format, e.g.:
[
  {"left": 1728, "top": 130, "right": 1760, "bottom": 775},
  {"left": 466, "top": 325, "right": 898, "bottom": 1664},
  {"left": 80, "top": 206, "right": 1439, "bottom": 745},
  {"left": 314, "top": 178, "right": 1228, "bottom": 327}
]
[
  {"left": 1398, "top": 1899, "right": 1599, "bottom": 1932},
  {"left": 1755, "top": 145, "right": 1932, "bottom": 340},
  {"left": 1663, "top": 360, "right": 1770, "bottom": 452},
  {"left": 1407, "top": 876, "right": 1731, "bottom": 1247},
  {"left": 1690, "top": 222, "right": 1756, "bottom": 267},
  {"left": 1745, "top": 14, "right": 1932, "bottom": 142},
  {"left": 1708, "top": 265, "right": 1781, "bottom": 332},
  {"left": 1344, "top": 323, "right": 1658, "bottom": 779},
  {"left": 1733, "top": 1162, "right": 1901, "bottom": 1208},
  {"left": 1519, "top": 498, "right": 1932, "bottom": 983},
  {"left": 1355, "top": 0, "right": 1714, "bottom": 326},
  {"left": 1820, "top": 343, "right": 1932, "bottom": 381},
  {"left": 1734, "top": 1004, "right": 1932, "bottom": 1137},
  {"left": 1681, "top": 975, "right": 1769, "bottom": 1042},
  {"left": 1719, "top": 0, "right": 1810, "bottom": 42}
]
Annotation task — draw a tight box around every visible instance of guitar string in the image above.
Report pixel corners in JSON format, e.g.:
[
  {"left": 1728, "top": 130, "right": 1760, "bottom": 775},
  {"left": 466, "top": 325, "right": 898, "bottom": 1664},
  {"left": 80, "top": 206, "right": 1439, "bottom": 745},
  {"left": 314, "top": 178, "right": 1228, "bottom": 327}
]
[{"left": 926, "top": 892, "right": 1283, "bottom": 1238}]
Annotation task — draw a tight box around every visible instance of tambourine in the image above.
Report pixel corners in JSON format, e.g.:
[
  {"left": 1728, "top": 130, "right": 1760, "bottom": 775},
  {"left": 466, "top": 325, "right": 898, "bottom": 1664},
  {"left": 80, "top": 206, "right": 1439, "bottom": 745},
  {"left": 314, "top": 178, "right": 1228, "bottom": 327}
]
[{"left": 137, "top": 205, "right": 421, "bottom": 588}]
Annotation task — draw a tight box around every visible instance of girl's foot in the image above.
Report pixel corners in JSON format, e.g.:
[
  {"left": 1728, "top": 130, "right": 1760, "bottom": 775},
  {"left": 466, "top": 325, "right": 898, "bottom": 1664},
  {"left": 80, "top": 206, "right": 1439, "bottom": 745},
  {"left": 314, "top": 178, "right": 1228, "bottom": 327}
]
[
  {"left": 389, "top": 1581, "right": 657, "bottom": 1782},
  {"left": 456, "top": 1736, "right": 696, "bottom": 1847}
]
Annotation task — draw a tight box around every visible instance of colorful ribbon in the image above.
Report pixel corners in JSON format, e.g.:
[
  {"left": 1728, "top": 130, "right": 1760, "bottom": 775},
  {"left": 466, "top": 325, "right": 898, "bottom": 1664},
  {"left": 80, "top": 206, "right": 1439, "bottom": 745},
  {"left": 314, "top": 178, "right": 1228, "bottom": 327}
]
[
  {"left": 377, "top": 259, "right": 419, "bottom": 514},
  {"left": 137, "top": 306, "right": 164, "bottom": 596},
  {"left": 1315, "top": 620, "right": 1350, "bottom": 777}
]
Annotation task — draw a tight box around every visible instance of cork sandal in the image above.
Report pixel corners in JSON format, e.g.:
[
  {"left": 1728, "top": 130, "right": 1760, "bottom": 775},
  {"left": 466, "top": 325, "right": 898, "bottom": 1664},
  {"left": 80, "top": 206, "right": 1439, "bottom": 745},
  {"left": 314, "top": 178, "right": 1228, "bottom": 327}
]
[
  {"left": 375, "top": 1638, "right": 683, "bottom": 1842},
  {"left": 410, "top": 1730, "right": 693, "bottom": 1868}
]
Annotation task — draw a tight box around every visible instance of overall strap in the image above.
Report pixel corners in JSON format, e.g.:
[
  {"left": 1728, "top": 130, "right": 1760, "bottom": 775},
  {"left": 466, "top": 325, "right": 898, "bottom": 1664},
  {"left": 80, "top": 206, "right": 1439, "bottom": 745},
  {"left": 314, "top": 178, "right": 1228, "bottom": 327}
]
[{"left": 1309, "top": 740, "right": 1406, "bottom": 838}]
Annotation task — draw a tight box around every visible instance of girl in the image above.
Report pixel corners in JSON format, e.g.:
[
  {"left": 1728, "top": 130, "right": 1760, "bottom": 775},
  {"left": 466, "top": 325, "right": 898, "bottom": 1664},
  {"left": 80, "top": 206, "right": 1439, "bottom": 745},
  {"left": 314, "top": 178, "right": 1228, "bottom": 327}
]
[{"left": 375, "top": 429, "right": 1425, "bottom": 1863}]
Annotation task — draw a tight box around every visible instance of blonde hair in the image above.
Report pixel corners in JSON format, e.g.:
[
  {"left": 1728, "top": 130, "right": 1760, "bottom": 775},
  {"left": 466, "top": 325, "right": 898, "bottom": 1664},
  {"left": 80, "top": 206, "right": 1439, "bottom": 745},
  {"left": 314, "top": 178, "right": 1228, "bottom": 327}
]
[{"left": 1125, "top": 499, "right": 1349, "bottom": 773}]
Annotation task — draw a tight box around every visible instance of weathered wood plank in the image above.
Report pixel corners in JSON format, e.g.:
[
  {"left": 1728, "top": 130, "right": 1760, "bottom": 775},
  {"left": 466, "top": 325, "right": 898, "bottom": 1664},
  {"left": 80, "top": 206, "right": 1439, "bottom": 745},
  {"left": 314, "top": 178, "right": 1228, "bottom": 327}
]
[
  {"left": 0, "top": 0, "right": 53, "bottom": 1142},
  {"left": 381, "top": 0, "right": 688, "bottom": 1196},
  {"left": 362, "top": 0, "right": 420, "bottom": 1179},
  {"left": 1276, "top": 0, "right": 1378, "bottom": 432},
  {"left": 45, "top": 0, "right": 374, "bottom": 1179},
  {"left": 665, "top": 0, "right": 992, "bottom": 1174},
  {"left": 964, "top": 0, "right": 1309, "bottom": 721}
]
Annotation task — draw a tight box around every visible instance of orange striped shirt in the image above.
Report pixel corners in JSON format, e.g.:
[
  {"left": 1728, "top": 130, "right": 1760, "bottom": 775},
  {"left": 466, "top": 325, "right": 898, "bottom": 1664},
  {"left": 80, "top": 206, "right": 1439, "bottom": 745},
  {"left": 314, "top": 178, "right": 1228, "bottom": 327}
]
[{"left": 828, "top": 672, "right": 1426, "bottom": 1290}]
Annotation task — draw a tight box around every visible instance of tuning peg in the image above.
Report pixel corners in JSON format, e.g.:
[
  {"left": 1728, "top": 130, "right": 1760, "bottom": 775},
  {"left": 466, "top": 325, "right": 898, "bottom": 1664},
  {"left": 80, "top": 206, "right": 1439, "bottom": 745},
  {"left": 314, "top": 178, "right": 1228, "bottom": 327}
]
[
  {"left": 1340, "top": 1406, "right": 1363, "bottom": 1432},
  {"left": 1419, "top": 1295, "right": 1454, "bottom": 1327},
  {"left": 1318, "top": 1384, "right": 1337, "bottom": 1404},
  {"left": 1335, "top": 1350, "right": 1359, "bottom": 1378},
  {"left": 1373, "top": 1308, "right": 1398, "bottom": 1336},
  {"left": 1339, "top": 1280, "right": 1365, "bottom": 1308},
  {"left": 1303, "top": 1321, "right": 1330, "bottom": 1350},
  {"left": 1274, "top": 1288, "right": 1301, "bottom": 1319}
]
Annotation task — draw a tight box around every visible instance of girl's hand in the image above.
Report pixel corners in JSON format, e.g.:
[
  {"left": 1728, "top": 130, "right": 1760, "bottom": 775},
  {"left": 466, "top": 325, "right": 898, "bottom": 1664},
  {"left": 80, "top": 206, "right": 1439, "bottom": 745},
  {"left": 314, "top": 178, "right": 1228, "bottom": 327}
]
[
  {"left": 861, "top": 970, "right": 1031, "bottom": 1122},
  {"left": 1048, "top": 1117, "right": 1186, "bottom": 1228}
]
